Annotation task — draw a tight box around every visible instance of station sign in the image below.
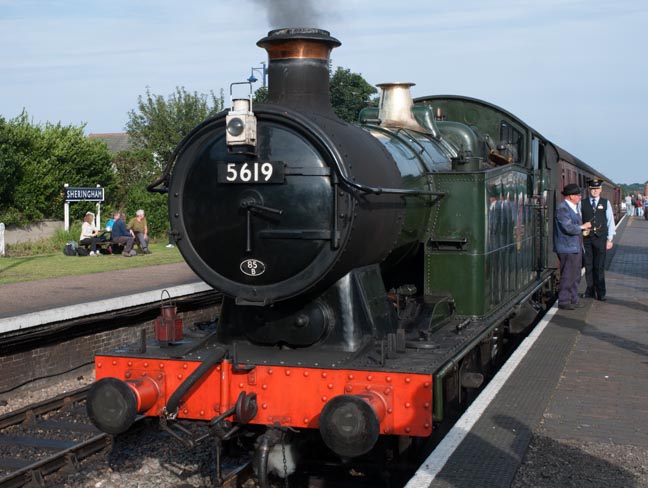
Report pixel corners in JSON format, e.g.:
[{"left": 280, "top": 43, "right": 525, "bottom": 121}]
[{"left": 65, "top": 187, "right": 104, "bottom": 202}]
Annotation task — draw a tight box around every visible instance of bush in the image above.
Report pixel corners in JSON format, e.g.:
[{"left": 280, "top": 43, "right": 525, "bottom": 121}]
[
  {"left": 0, "top": 207, "right": 29, "bottom": 228},
  {"left": 3, "top": 224, "right": 81, "bottom": 257},
  {"left": 120, "top": 183, "right": 169, "bottom": 239},
  {"left": 0, "top": 112, "right": 115, "bottom": 226}
]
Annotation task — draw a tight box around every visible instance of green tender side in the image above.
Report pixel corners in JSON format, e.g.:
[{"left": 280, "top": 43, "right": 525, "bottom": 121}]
[{"left": 425, "top": 166, "right": 537, "bottom": 316}]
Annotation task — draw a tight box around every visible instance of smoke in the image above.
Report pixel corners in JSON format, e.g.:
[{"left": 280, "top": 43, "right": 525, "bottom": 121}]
[{"left": 250, "top": 0, "right": 335, "bottom": 28}]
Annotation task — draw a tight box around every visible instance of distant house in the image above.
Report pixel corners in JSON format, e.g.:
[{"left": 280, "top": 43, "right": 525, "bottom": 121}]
[{"left": 88, "top": 133, "right": 132, "bottom": 154}]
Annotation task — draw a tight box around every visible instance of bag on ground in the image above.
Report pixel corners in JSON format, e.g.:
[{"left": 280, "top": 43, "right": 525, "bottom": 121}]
[{"left": 63, "top": 241, "right": 78, "bottom": 256}]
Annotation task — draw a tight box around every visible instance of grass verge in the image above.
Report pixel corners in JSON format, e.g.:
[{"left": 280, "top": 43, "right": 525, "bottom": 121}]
[{"left": 0, "top": 243, "right": 185, "bottom": 286}]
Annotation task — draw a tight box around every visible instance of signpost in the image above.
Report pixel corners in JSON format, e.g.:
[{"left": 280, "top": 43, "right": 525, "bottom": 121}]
[
  {"left": 65, "top": 187, "right": 104, "bottom": 201},
  {"left": 63, "top": 184, "right": 105, "bottom": 231}
]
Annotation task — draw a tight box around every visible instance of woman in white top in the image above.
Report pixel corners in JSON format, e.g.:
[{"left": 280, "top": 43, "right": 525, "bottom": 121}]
[{"left": 79, "top": 212, "right": 102, "bottom": 256}]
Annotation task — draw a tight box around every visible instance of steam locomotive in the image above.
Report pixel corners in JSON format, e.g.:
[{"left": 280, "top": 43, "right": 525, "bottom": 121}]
[{"left": 87, "top": 28, "right": 620, "bottom": 484}]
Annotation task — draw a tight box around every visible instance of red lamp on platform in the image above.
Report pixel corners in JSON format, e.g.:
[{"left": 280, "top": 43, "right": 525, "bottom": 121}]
[{"left": 154, "top": 290, "right": 183, "bottom": 344}]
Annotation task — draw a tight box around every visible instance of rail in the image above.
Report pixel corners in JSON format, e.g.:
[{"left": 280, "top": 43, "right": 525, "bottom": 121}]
[{"left": 0, "top": 386, "right": 112, "bottom": 488}]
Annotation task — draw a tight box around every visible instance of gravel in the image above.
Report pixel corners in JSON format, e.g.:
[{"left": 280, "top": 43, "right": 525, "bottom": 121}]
[
  {"left": 58, "top": 426, "right": 224, "bottom": 488},
  {"left": 0, "top": 366, "right": 95, "bottom": 415},
  {"left": 0, "top": 367, "right": 260, "bottom": 488},
  {"left": 512, "top": 435, "right": 648, "bottom": 488}
]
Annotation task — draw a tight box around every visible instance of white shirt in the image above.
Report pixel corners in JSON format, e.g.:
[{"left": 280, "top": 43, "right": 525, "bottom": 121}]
[
  {"left": 567, "top": 199, "right": 580, "bottom": 215},
  {"left": 80, "top": 221, "right": 98, "bottom": 240}
]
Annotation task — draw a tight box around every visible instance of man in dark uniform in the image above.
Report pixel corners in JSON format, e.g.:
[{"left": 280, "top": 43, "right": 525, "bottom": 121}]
[{"left": 581, "top": 178, "right": 616, "bottom": 301}]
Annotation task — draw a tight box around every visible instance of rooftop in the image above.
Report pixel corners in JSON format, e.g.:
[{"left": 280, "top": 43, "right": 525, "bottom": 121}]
[{"left": 88, "top": 132, "right": 132, "bottom": 154}]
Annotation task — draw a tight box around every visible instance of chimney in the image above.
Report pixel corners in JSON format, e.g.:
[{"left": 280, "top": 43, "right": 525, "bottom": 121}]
[
  {"left": 257, "top": 28, "right": 341, "bottom": 113},
  {"left": 376, "top": 82, "right": 425, "bottom": 131}
]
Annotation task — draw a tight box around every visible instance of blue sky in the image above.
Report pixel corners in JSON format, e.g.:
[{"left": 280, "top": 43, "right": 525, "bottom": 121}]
[{"left": 1, "top": 0, "right": 646, "bottom": 184}]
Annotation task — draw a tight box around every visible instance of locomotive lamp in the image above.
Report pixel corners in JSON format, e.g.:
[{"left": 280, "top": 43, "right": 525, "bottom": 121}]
[
  {"left": 226, "top": 99, "right": 257, "bottom": 148},
  {"left": 226, "top": 82, "right": 257, "bottom": 150}
]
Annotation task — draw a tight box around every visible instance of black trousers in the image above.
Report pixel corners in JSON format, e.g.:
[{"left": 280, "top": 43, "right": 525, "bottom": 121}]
[
  {"left": 583, "top": 236, "right": 607, "bottom": 298},
  {"left": 79, "top": 237, "right": 101, "bottom": 252}
]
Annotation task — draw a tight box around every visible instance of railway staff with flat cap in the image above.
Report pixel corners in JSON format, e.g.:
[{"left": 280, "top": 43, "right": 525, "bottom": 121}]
[
  {"left": 554, "top": 184, "right": 591, "bottom": 310},
  {"left": 581, "top": 178, "right": 616, "bottom": 301}
]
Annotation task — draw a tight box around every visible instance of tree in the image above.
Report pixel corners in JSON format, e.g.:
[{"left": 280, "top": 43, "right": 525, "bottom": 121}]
[
  {"left": 252, "top": 86, "right": 268, "bottom": 104},
  {"left": 111, "top": 148, "right": 157, "bottom": 205},
  {"left": 329, "top": 67, "right": 378, "bottom": 123},
  {"left": 250, "top": 69, "right": 376, "bottom": 123},
  {"left": 107, "top": 147, "right": 171, "bottom": 238},
  {"left": 123, "top": 86, "right": 226, "bottom": 237},
  {"left": 0, "top": 111, "right": 114, "bottom": 226},
  {"left": 619, "top": 183, "right": 646, "bottom": 196},
  {"left": 126, "top": 86, "right": 224, "bottom": 167},
  {"left": 120, "top": 183, "right": 168, "bottom": 240},
  {"left": 0, "top": 114, "right": 26, "bottom": 212}
]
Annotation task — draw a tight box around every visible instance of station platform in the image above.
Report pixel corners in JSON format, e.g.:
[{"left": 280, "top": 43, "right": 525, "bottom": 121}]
[
  {"left": 0, "top": 262, "right": 211, "bottom": 335},
  {"left": 406, "top": 215, "right": 648, "bottom": 488}
]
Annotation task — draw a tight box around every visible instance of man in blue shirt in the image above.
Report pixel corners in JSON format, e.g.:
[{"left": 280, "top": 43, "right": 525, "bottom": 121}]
[
  {"left": 110, "top": 211, "right": 136, "bottom": 257},
  {"left": 581, "top": 179, "right": 616, "bottom": 301},
  {"left": 554, "top": 184, "right": 592, "bottom": 310}
]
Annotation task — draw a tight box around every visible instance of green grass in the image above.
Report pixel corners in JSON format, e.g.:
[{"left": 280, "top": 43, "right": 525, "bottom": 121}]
[{"left": 0, "top": 242, "right": 185, "bottom": 286}]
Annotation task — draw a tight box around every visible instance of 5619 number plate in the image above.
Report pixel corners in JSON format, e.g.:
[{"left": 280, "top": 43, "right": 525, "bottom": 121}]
[{"left": 217, "top": 161, "right": 285, "bottom": 184}]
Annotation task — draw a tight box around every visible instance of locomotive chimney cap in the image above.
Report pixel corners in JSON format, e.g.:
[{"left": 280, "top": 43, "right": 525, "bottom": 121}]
[
  {"left": 258, "top": 27, "right": 341, "bottom": 47},
  {"left": 258, "top": 28, "right": 340, "bottom": 62}
]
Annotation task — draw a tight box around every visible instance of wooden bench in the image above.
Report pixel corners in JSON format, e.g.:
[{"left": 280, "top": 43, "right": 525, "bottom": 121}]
[{"left": 79, "top": 232, "right": 123, "bottom": 255}]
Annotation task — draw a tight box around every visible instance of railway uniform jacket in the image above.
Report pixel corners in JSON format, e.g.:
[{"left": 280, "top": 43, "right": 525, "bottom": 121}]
[
  {"left": 554, "top": 200, "right": 582, "bottom": 254},
  {"left": 581, "top": 197, "right": 613, "bottom": 248}
]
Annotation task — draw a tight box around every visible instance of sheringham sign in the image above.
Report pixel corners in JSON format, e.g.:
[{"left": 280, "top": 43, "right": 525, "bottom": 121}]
[
  {"left": 65, "top": 187, "right": 104, "bottom": 202},
  {"left": 62, "top": 184, "right": 105, "bottom": 231}
]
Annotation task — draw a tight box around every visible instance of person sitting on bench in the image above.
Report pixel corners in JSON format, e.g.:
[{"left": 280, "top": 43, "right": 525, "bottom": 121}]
[
  {"left": 79, "top": 212, "right": 102, "bottom": 256},
  {"left": 128, "top": 209, "right": 151, "bottom": 254},
  {"left": 111, "top": 211, "right": 137, "bottom": 257}
]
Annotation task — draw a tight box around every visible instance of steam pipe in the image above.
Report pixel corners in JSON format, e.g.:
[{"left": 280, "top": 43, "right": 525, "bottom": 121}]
[
  {"left": 254, "top": 434, "right": 272, "bottom": 488},
  {"left": 165, "top": 347, "right": 227, "bottom": 416},
  {"left": 253, "top": 430, "right": 282, "bottom": 488}
]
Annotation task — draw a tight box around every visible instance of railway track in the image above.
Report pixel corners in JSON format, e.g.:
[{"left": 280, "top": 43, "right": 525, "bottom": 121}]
[
  {"left": 0, "top": 385, "right": 253, "bottom": 488},
  {"left": 0, "top": 386, "right": 109, "bottom": 488}
]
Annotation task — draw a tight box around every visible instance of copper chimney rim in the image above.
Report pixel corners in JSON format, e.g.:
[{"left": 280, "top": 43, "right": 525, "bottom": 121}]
[
  {"left": 257, "top": 28, "right": 341, "bottom": 113},
  {"left": 257, "top": 28, "right": 341, "bottom": 60}
]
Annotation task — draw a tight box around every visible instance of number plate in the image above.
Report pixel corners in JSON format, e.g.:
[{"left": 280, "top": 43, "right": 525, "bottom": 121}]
[
  {"left": 218, "top": 161, "right": 285, "bottom": 184},
  {"left": 240, "top": 259, "right": 266, "bottom": 276}
]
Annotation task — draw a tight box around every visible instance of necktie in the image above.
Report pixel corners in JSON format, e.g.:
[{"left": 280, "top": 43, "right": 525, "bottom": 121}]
[{"left": 591, "top": 199, "right": 596, "bottom": 208}]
